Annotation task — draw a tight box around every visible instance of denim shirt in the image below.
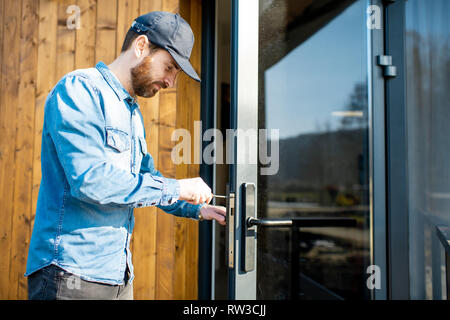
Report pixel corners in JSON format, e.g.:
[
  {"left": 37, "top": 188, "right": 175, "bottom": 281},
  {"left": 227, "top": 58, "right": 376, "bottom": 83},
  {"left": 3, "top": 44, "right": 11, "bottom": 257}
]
[{"left": 25, "top": 61, "right": 202, "bottom": 285}]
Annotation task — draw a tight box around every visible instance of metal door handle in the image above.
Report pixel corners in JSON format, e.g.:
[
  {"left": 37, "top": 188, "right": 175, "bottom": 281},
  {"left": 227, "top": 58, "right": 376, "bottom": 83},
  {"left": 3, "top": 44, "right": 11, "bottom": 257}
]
[
  {"left": 247, "top": 217, "right": 293, "bottom": 227},
  {"left": 242, "top": 183, "right": 256, "bottom": 272},
  {"left": 247, "top": 216, "right": 357, "bottom": 228},
  {"left": 240, "top": 183, "right": 357, "bottom": 274}
]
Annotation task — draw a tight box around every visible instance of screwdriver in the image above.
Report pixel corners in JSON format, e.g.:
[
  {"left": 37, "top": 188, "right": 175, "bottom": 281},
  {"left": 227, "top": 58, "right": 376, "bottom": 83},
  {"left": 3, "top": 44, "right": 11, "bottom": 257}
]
[{"left": 212, "top": 194, "right": 227, "bottom": 199}]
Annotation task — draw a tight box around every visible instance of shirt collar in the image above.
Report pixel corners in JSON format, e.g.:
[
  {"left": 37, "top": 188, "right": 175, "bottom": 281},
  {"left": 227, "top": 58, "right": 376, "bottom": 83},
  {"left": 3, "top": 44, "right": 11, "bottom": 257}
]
[{"left": 95, "top": 61, "right": 137, "bottom": 105}]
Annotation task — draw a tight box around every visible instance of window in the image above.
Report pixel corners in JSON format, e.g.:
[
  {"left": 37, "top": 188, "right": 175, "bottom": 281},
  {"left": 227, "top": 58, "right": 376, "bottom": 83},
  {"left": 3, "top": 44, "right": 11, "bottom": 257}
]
[{"left": 405, "top": 0, "right": 450, "bottom": 300}]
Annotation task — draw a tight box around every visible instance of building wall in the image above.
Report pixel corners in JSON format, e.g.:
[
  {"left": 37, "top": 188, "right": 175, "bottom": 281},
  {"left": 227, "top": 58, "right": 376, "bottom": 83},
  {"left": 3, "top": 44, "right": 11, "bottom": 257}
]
[{"left": 0, "top": 0, "right": 202, "bottom": 300}]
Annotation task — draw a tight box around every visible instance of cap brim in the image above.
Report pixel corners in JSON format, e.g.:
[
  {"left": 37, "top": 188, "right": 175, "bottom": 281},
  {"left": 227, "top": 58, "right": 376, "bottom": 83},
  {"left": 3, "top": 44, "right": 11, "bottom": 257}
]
[{"left": 167, "top": 48, "right": 201, "bottom": 82}]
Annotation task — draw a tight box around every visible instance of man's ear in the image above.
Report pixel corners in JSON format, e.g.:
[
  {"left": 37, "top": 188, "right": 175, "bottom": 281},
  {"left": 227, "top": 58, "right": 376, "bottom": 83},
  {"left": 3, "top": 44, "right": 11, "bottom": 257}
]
[{"left": 133, "top": 35, "right": 149, "bottom": 58}]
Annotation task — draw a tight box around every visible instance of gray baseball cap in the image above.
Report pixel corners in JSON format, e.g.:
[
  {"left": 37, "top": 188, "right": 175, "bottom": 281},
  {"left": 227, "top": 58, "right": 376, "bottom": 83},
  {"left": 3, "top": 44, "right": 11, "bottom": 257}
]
[{"left": 130, "top": 11, "right": 200, "bottom": 82}]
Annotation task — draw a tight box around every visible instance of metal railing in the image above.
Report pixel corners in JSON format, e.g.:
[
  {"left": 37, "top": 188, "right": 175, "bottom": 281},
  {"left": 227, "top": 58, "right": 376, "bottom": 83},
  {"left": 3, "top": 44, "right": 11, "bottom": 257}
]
[
  {"left": 436, "top": 226, "right": 450, "bottom": 300},
  {"left": 248, "top": 216, "right": 357, "bottom": 299}
]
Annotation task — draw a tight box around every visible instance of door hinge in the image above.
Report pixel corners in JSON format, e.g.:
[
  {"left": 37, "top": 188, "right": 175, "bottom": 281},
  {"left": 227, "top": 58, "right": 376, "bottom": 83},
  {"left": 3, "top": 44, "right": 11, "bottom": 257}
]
[{"left": 377, "top": 55, "right": 397, "bottom": 78}]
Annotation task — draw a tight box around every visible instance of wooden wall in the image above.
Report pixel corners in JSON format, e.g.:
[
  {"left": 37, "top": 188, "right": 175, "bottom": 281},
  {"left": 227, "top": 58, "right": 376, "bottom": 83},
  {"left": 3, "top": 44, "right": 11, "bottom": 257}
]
[{"left": 0, "top": 0, "right": 202, "bottom": 300}]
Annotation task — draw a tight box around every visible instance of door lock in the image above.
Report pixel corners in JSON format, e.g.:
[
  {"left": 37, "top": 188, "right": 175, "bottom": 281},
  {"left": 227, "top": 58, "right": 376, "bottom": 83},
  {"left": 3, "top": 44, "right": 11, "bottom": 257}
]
[
  {"left": 242, "top": 183, "right": 256, "bottom": 272},
  {"left": 225, "top": 183, "right": 235, "bottom": 268}
]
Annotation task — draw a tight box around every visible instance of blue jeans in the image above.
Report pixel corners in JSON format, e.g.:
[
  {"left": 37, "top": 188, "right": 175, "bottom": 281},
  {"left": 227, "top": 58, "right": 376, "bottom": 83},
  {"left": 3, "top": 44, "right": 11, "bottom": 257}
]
[{"left": 27, "top": 264, "right": 133, "bottom": 300}]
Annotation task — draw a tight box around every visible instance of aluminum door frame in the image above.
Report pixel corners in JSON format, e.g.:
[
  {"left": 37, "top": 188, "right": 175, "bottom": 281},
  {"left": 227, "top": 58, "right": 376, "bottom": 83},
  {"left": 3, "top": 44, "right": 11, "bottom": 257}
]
[
  {"left": 225, "top": 0, "right": 389, "bottom": 300},
  {"left": 228, "top": 0, "right": 259, "bottom": 300}
]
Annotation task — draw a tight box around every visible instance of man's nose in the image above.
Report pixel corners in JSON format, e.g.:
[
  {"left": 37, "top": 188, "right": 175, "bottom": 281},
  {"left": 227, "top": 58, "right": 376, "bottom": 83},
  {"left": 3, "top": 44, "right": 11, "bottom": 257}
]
[
  {"left": 164, "top": 74, "right": 177, "bottom": 88},
  {"left": 163, "top": 79, "right": 171, "bottom": 88}
]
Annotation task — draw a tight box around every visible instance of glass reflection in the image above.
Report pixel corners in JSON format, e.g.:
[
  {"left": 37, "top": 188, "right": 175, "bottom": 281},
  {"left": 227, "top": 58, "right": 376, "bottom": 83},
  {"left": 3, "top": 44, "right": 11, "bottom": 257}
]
[
  {"left": 405, "top": 0, "right": 450, "bottom": 300},
  {"left": 257, "top": 0, "right": 371, "bottom": 300}
]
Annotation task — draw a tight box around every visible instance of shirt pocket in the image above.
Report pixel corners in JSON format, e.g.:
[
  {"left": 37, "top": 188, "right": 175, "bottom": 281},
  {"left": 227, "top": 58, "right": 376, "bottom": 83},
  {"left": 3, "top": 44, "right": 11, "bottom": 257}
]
[
  {"left": 105, "top": 127, "right": 131, "bottom": 172},
  {"left": 106, "top": 127, "right": 130, "bottom": 153}
]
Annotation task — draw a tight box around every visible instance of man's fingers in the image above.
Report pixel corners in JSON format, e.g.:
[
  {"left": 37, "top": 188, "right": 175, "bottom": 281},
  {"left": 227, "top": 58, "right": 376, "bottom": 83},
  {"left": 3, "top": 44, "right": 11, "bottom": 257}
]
[
  {"left": 213, "top": 206, "right": 226, "bottom": 216},
  {"left": 212, "top": 206, "right": 226, "bottom": 226},
  {"left": 178, "top": 177, "right": 212, "bottom": 205},
  {"left": 199, "top": 189, "right": 213, "bottom": 204},
  {"left": 213, "top": 212, "right": 226, "bottom": 225},
  {"left": 193, "top": 194, "right": 200, "bottom": 205}
]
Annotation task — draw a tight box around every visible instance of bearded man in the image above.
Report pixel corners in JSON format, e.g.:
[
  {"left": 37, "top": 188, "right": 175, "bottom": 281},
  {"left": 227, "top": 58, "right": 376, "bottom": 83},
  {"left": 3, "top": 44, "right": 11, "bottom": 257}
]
[{"left": 25, "top": 11, "right": 226, "bottom": 300}]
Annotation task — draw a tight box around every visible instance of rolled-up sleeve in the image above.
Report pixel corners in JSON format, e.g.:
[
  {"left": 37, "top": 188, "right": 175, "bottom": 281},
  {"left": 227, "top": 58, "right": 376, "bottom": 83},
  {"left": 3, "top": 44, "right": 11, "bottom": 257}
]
[{"left": 46, "top": 75, "right": 180, "bottom": 208}]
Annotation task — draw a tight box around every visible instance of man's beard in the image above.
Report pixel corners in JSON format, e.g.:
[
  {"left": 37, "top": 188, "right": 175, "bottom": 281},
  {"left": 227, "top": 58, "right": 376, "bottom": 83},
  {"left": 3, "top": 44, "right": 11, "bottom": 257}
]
[{"left": 130, "top": 55, "right": 165, "bottom": 98}]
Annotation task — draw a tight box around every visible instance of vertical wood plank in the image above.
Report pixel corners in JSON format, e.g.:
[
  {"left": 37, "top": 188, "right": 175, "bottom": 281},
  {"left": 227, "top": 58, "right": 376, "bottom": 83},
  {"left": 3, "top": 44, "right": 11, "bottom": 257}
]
[
  {"left": 155, "top": 0, "right": 196, "bottom": 299},
  {"left": 140, "top": 0, "right": 168, "bottom": 299},
  {"left": 176, "top": 69, "right": 197, "bottom": 300},
  {"left": 159, "top": 89, "right": 187, "bottom": 300},
  {"left": 174, "top": 29, "right": 191, "bottom": 299},
  {"left": 159, "top": 90, "right": 177, "bottom": 127},
  {"left": 174, "top": 215, "right": 187, "bottom": 299},
  {"left": 162, "top": 0, "right": 179, "bottom": 14},
  {"left": 185, "top": 210, "right": 199, "bottom": 298},
  {"left": 8, "top": 0, "right": 38, "bottom": 300},
  {"left": 116, "top": 0, "right": 139, "bottom": 57},
  {"left": 177, "top": 0, "right": 198, "bottom": 300},
  {"left": 137, "top": 99, "right": 160, "bottom": 299},
  {"left": 139, "top": 0, "right": 161, "bottom": 15},
  {"left": 96, "top": 0, "right": 117, "bottom": 64},
  {"left": 56, "top": 0, "right": 76, "bottom": 80},
  {"left": 0, "top": 0, "right": 21, "bottom": 300},
  {"left": 185, "top": 0, "right": 202, "bottom": 299},
  {"left": 156, "top": 79, "right": 178, "bottom": 299},
  {"left": 156, "top": 124, "right": 177, "bottom": 299},
  {"left": 142, "top": 93, "right": 160, "bottom": 299},
  {"left": 0, "top": 0, "right": 3, "bottom": 98},
  {"left": 132, "top": 99, "right": 160, "bottom": 299},
  {"left": 75, "top": 0, "right": 96, "bottom": 69}
]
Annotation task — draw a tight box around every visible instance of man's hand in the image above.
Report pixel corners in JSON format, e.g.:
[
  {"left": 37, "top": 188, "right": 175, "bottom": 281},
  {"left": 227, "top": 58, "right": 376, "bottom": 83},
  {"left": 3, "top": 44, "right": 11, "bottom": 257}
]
[
  {"left": 178, "top": 177, "right": 213, "bottom": 205},
  {"left": 200, "top": 204, "right": 226, "bottom": 226}
]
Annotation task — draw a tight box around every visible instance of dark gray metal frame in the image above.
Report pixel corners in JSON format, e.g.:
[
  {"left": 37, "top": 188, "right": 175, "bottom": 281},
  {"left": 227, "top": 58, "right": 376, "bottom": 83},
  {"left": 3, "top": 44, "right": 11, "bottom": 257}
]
[
  {"left": 436, "top": 226, "right": 450, "bottom": 299},
  {"left": 198, "top": 0, "right": 216, "bottom": 300},
  {"left": 370, "top": 0, "right": 388, "bottom": 300},
  {"left": 383, "top": 0, "right": 410, "bottom": 299}
]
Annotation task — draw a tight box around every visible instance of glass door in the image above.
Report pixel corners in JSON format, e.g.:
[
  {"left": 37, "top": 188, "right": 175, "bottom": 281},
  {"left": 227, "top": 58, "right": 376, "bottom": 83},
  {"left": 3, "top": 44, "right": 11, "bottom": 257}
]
[{"left": 218, "top": 0, "right": 383, "bottom": 300}]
